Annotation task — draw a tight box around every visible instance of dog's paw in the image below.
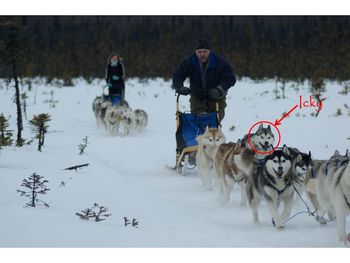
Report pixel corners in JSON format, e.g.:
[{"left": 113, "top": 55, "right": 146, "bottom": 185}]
[
  {"left": 272, "top": 218, "right": 284, "bottom": 230},
  {"left": 316, "top": 215, "right": 327, "bottom": 225},
  {"left": 276, "top": 225, "right": 285, "bottom": 231}
]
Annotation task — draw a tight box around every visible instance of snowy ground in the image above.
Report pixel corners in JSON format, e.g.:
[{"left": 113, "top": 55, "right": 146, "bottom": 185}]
[{"left": 0, "top": 77, "right": 350, "bottom": 248}]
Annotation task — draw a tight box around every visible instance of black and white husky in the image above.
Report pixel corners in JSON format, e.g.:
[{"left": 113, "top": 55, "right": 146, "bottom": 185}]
[
  {"left": 288, "top": 147, "right": 313, "bottom": 196},
  {"left": 305, "top": 150, "right": 349, "bottom": 225},
  {"left": 246, "top": 145, "right": 294, "bottom": 230},
  {"left": 133, "top": 109, "right": 148, "bottom": 133},
  {"left": 303, "top": 149, "right": 350, "bottom": 244},
  {"left": 242, "top": 124, "right": 275, "bottom": 160},
  {"left": 331, "top": 152, "right": 350, "bottom": 245}
]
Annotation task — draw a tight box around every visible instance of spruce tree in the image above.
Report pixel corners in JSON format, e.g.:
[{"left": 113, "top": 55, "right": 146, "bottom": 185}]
[
  {"left": 29, "top": 113, "right": 51, "bottom": 152},
  {"left": 78, "top": 136, "right": 88, "bottom": 155},
  {"left": 17, "top": 172, "right": 50, "bottom": 208}
]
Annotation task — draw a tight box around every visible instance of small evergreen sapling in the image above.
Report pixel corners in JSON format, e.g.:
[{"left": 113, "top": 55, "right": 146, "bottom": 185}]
[
  {"left": 43, "top": 90, "right": 58, "bottom": 108},
  {"left": 78, "top": 136, "right": 88, "bottom": 155},
  {"left": 76, "top": 203, "right": 111, "bottom": 222},
  {"left": 0, "top": 113, "right": 14, "bottom": 148},
  {"left": 29, "top": 113, "right": 51, "bottom": 151},
  {"left": 17, "top": 172, "right": 50, "bottom": 207}
]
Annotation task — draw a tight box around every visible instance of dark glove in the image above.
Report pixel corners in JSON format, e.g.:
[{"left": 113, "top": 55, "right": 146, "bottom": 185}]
[
  {"left": 177, "top": 86, "right": 191, "bottom": 96},
  {"left": 208, "top": 85, "right": 226, "bottom": 101}
]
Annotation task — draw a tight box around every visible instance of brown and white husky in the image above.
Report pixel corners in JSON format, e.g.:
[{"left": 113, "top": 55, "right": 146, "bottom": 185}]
[
  {"left": 214, "top": 140, "right": 255, "bottom": 206},
  {"left": 196, "top": 126, "right": 226, "bottom": 190}
]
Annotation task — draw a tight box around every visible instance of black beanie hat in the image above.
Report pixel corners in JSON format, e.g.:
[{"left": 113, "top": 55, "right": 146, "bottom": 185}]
[{"left": 195, "top": 39, "right": 210, "bottom": 50}]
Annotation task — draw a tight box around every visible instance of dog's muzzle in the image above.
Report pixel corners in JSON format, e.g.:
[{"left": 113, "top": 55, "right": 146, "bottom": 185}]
[
  {"left": 259, "top": 142, "right": 272, "bottom": 151},
  {"left": 273, "top": 167, "right": 284, "bottom": 178}
]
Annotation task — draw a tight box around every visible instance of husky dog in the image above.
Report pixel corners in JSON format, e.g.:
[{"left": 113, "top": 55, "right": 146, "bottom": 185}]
[
  {"left": 196, "top": 126, "right": 226, "bottom": 190},
  {"left": 92, "top": 96, "right": 106, "bottom": 127},
  {"left": 242, "top": 124, "right": 275, "bottom": 160},
  {"left": 120, "top": 107, "right": 135, "bottom": 136},
  {"left": 330, "top": 153, "right": 350, "bottom": 244},
  {"left": 288, "top": 147, "right": 313, "bottom": 196},
  {"left": 246, "top": 145, "right": 294, "bottom": 230},
  {"left": 214, "top": 140, "right": 255, "bottom": 206},
  {"left": 134, "top": 109, "right": 148, "bottom": 133},
  {"left": 104, "top": 105, "right": 121, "bottom": 136},
  {"left": 305, "top": 150, "right": 350, "bottom": 225},
  {"left": 97, "top": 99, "right": 111, "bottom": 128},
  {"left": 92, "top": 96, "right": 104, "bottom": 119}
]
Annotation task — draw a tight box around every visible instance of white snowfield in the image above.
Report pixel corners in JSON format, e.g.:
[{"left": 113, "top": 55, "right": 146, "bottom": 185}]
[{"left": 0, "top": 77, "right": 349, "bottom": 248}]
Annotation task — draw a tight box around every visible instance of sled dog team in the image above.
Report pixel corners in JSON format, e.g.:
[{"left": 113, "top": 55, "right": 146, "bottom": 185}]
[
  {"left": 92, "top": 96, "right": 148, "bottom": 136},
  {"left": 196, "top": 124, "right": 350, "bottom": 245}
]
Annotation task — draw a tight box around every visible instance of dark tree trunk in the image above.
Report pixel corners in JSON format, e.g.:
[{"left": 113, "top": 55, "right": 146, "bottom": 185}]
[
  {"left": 31, "top": 175, "right": 36, "bottom": 207},
  {"left": 5, "top": 19, "right": 24, "bottom": 146},
  {"left": 13, "top": 63, "right": 23, "bottom": 146},
  {"left": 38, "top": 123, "right": 43, "bottom": 151}
]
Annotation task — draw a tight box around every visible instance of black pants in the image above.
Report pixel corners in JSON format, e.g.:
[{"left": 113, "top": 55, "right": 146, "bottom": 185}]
[
  {"left": 189, "top": 95, "right": 227, "bottom": 123},
  {"left": 109, "top": 82, "right": 125, "bottom": 99}
]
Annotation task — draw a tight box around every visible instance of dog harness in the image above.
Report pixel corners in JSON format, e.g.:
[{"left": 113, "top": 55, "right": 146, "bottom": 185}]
[
  {"left": 254, "top": 158, "right": 265, "bottom": 167},
  {"left": 323, "top": 162, "right": 329, "bottom": 176},
  {"left": 324, "top": 159, "right": 349, "bottom": 176},
  {"left": 262, "top": 168, "right": 292, "bottom": 195},
  {"left": 311, "top": 167, "right": 316, "bottom": 178},
  {"left": 270, "top": 180, "right": 292, "bottom": 195},
  {"left": 344, "top": 194, "right": 350, "bottom": 209}
]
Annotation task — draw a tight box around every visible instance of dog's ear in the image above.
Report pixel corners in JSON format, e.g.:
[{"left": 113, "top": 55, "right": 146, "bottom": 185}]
[
  {"left": 267, "top": 125, "right": 272, "bottom": 132},
  {"left": 256, "top": 124, "right": 263, "bottom": 132},
  {"left": 308, "top": 151, "right": 312, "bottom": 158},
  {"left": 204, "top": 126, "right": 210, "bottom": 134},
  {"left": 236, "top": 138, "right": 242, "bottom": 147},
  {"left": 282, "top": 144, "right": 290, "bottom": 155},
  {"left": 345, "top": 149, "right": 349, "bottom": 157}
]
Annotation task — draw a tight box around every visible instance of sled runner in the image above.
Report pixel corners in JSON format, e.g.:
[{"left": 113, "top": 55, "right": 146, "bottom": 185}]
[{"left": 167, "top": 94, "right": 219, "bottom": 175}]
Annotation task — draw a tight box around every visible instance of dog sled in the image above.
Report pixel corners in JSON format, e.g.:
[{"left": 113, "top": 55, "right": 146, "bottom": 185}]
[
  {"left": 166, "top": 94, "right": 219, "bottom": 175},
  {"left": 100, "top": 84, "right": 124, "bottom": 106}
]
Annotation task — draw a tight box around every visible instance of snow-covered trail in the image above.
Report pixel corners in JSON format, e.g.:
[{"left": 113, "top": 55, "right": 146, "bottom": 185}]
[{"left": 0, "top": 78, "right": 349, "bottom": 247}]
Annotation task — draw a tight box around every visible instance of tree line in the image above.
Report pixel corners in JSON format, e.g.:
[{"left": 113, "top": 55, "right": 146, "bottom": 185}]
[{"left": 1, "top": 16, "right": 350, "bottom": 83}]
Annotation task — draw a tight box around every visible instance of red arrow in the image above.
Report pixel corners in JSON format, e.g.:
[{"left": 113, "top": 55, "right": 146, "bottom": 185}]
[{"left": 274, "top": 104, "right": 298, "bottom": 126}]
